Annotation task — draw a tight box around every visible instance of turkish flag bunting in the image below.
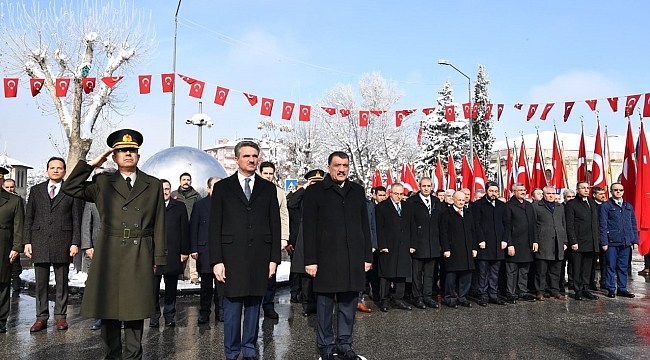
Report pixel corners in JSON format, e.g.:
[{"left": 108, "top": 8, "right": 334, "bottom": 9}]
[
  {"left": 101, "top": 76, "right": 123, "bottom": 88},
  {"left": 434, "top": 158, "right": 444, "bottom": 191},
  {"left": 359, "top": 110, "right": 370, "bottom": 127},
  {"left": 517, "top": 140, "right": 530, "bottom": 192},
  {"left": 585, "top": 99, "right": 597, "bottom": 111},
  {"left": 514, "top": 103, "right": 523, "bottom": 110},
  {"left": 321, "top": 107, "right": 336, "bottom": 116},
  {"left": 370, "top": 110, "right": 386, "bottom": 116},
  {"left": 340, "top": 109, "right": 351, "bottom": 117},
  {"left": 395, "top": 109, "right": 416, "bottom": 127},
  {"left": 138, "top": 75, "right": 152, "bottom": 94},
  {"left": 530, "top": 136, "right": 547, "bottom": 191},
  {"left": 634, "top": 122, "right": 650, "bottom": 255},
  {"left": 299, "top": 105, "right": 311, "bottom": 121},
  {"left": 473, "top": 154, "right": 487, "bottom": 199},
  {"left": 577, "top": 128, "right": 588, "bottom": 182},
  {"left": 281, "top": 102, "right": 295, "bottom": 120},
  {"left": 3, "top": 78, "right": 18, "bottom": 98},
  {"left": 607, "top": 97, "right": 618, "bottom": 112},
  {"left": 82, "top": 78, "right": 96, "bottom": 94},
  {"left": 462, "top": 103, "right": 471, "bottom": 119},
  {"left": 161, "top": 73, "right": 174, "bottom": 93},
  {"left": 471, "top": 103, "right": 480, "bottom": 119},
  {"left": 55, "top": 78, "right": 70, "bottom": 97},
  {"left": 244, "top": 93, "right": 258, "bottom": 106},
  {"left": 260, "top": 98, "right": 274, "bottom": 116},
  {"left": 484, "top": 103, "right": 493, "bottom": 120},
  {"left": 447, "top": 154, "right": 457, "bottom": 191},
  {"left": 590, "top": 123, "right": 606, "bottom": 192},
  {"left": 445, "top": 105, "right": 455, "bottom": 122},
  {"left": 622, "top": 120, "right": 637, "bottom": 207},
  {"left": 625, "top": 94, "right": 641, "bottom": 117},
  {"left": 563, "top": 102, "right": 575, "bottom": 122},
  {"left": 214, "top": 86, "right": 229, "bottom": 106},
  {"left": 178, "top": 74, "right": 204, "bottom": 98},
  {"left": 550, "top": 130, "right": 565, "bottom": 189},
  {"left": 422, "top": 107, "right": 435, "bottom": 115},
  {"left": 540, "top": 103, "right": 554, "bottom": 121},
  {"left": 644, "top": 93, "right": 650, "bottom": 118},
  {"left": 417, "top": 121, "right": 423, "bottom": 146},
  {"left": 30, "top": 78, "right": 44, "bottom": 97},
  {"left": 497, "top": 104, "right": 504, "bottom": 121},
  {"left": 526, "top": 104, "right": 538, "bottom": 121},
  {"left": 461, "top": 155, "right": 474, "bottom": 199}
]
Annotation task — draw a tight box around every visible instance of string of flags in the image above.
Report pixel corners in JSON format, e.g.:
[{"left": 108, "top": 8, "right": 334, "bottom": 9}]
[{"left": 3, "top": 73, "right": 650, "bottom": 125}]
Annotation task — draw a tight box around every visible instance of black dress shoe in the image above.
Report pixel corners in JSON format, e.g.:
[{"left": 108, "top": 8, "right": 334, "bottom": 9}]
[
  {"left": 446, "top": 301, "right": 458, "bottom": 309},
  {"left": 459, "top": 300, "right": 472, "bottom": 308},
  {"left": 574, "top": 291, "right": 583, "bottom": 300},
  {"left": 617, "top": 290, "right": 635, "bottom": 298},
  {"left": 243, "top": 357, "right": 258, "bottom": 360},
  {"left": 264, "top": 309, "right": 279, "bottom": 319},
  {"left": 477, "top": 298, "right": 488, "bottom": 307},
  {"left": 423, "top": 297, "right": 439, "bottom": 308},
  {"left": 489, "top": 297, "right": 507, "bottom": 305},
  {"left": 197, "top": 315, "right": 209, "bottom": 324},
  {"left": 506, "top": 296, "right": 517, "bottom": 304},
  {"left": 607, "top": 290, "right": 616, "bottom": 298},
  {"left": 338, "top": 349, "right": 361, "bottom": 360},
  {"left": 413, "top": 300, "right": 426, "bottom": 309},
  {"left": 321, "top": 353, "right": 336, "bottom": 360},
  {"left": 149, "top": 320, "right": 159, "bottom": 328},
  {"left": 519, "top": 293, "right": 537, "bottom": 302},
  {"left": 165, "top": 319, "right": 175, "bottom": 327},
  {"left": 583, "top": 291, "right": 599, "bottom": 300},
  {"left": 393, "top": 300, "right": 412, "bottom": 310}
]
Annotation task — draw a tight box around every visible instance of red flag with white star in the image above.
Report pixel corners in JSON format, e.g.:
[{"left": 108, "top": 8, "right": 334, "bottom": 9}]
[
  {"left": 101, "top": 76, "right": 123, "bottom": 88},
  {"left": 281, "top": 102, "right": 295, "bottom": 120},
  {"left": 445, "top": 105, "right": 455, "bottom": 122},
  {"left": 586, "top": 99, "right": 597, "bottom": 111},
  {"left": 260, "top": 98, "right": 274, "bottom": 116},
  {"left": 214, "top": 86, "right": 229, "bottom": 106},
  {"left": 484, "top": 103, "right": 493, "bottom": 120},
  {"left": 563, "top": 102, "right": 574, "bottom": 122},
  {"left": 299, "top": 105, "right": 311, "bottom": 121},
  {"left": 607, "top": 97, "right": 618, "bottom": 112},
  {"left": 540, "top": 103, "right": 554, "bottom": 121},
  {"left": 55, "top": 78, "right": 70, "bottom": 97},
  {"left": 462, "top": 103, "right": 471, "bottom": 119},
  {"left": 471, "top": 103, "right": 479, "bottom": 119},
  {"left": 526, "top": 104, "right": 538, "bottom": 121},
  {"left": 161, "top": 73, "right": 174, "bottom": 93},
  {"left": 497, "top": 104, "right": 504, "bottom": 121},
  {"left": 422, "top": 107, "right": 435, "bottom": 115},
  {"left": 82, "top": 78, "right": 96, "bottom": 94},
  {"left": 244, "top": 93, "right": 258, "bottom": 106},
  {"left": 644, "top": 93, "right": 650, "bottom": 118},
  {"left": 138, "top": 75, "right": 152, "bottom": 94},
  {"left": 340, "top": 109, "right": 351, "bottom": 117},
  {"left": 3, "top": 78, "right": 18, "bottom": 97},
  {"left": 359, "top": 110, "right": 369, "bottom": 126},
  {"left": 30, "top": 78, "right": 44, "bottom": 97},
  {"left": 625, "top": 94, "right": 641, "bottom": 117},
  {"left": 321, "top": 107, "right": 336, "bottom": 116}
]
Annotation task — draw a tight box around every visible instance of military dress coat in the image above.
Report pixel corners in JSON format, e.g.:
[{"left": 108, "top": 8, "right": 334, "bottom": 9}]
[
  {"left": 0, "top": 190, "right": 24, "bottom": 283},
  {"left": 156, "top": 198, "right": 189, "bottom": 276},
  {"left": 473, "top": 197, "right": 508, "bottom": 261},
  {"left": 565, "top": 197, "right": 600, "bottom": 253},
  {"left": 62, "top": 161, "right": 167, "bottom": 321},
  {"left": 302, "top": 175, "right": 373, "bottom": 294},
  {"left": 189, "top": 196, "right": 213, "bottom": 274},
  {"left": 406, "top": 194, "right": 442, "bottom": 259},
  {"left": 440, "top": 206, "right": 477, "bottom": 272},
  {"left": 375, "top": 200, "right": 411, "bottom": 279},
  {"left": 288, "top": 187, "right": 307, "bottom": 274},
  {"left": 503, "top": 197, "right": 536, "bottom": 263},
  {"left": 533, "top": 200, "right": 568, "bottom": 261},
  {"left": 24, "top": 181, "right": 83, "bottom": 264},
  {"left": 208, "top": 173, "right": 281, "bottom": 298}
]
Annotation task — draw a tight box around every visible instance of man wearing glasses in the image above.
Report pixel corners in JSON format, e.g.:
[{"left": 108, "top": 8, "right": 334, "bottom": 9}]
[{"left": 598, "top": 183, "right": 638, "bottom": 298}]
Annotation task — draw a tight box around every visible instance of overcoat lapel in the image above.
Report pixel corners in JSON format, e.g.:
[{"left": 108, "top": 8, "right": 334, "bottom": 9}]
[
  {"left": 0, "top": 191, "right": 8, "bottom": 208},
  {"left": 125, "top": 170, "right": 150, "bottom": 205},
  {"left": 50, "top": 181, "right": 65, "bottom": 209},
  {"left": 247, "top": 174, "right": 265, "bottom": 204},
  {"left": 226, "top": 174, "right": 249, "bottom": 205}
]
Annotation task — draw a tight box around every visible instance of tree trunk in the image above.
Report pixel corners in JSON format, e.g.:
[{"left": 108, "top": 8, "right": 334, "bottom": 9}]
[{"left": 66, "top": 135, "right": 92, "bottom": 175}]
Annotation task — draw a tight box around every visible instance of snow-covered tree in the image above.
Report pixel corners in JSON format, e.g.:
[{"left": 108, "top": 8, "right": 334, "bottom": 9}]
[
  {"left": 418, "top": 80, "right": 470, "bottom": 179},
  {"left": 257, "top": 119, "right": 293, "bottom": 181},
  {"left": 473, "top": 64, "right": 495, "bottom": 174},
  {"left": 0, "top": 0, "right": 156, "bottom": 167}
]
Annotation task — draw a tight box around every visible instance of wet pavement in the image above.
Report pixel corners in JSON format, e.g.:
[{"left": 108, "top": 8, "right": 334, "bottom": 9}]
[{"left": 4, "top": 264, "right": 650, "bottom": 359}]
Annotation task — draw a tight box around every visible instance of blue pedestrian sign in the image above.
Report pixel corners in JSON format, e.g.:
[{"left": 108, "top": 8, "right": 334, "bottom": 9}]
[{"left": 285, "top": 179, "right": 298, "bottom": 193}]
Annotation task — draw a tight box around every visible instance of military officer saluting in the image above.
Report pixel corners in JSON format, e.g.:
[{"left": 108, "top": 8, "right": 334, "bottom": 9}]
[{"left": 62, "top": 129, "right": 166, "bottom": 360}]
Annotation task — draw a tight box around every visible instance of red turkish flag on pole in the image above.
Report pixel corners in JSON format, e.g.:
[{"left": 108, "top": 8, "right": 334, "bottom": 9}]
[
  {"left": 473, "top": 154, "right": 487, "bottom": 199},
  {"left": 471, "top": 103, "right": 480, "bottom": 119},
  {"left": 530, "top": 135, "right": 548, "bottom": 192},
  {"left": 386, "top": 169, "right": 393, "bottom": 195},
  {"left": 359, "top": 110, "right": 369, "bottom": 127},
  {"left": 321, "top": 107, "right": 336, "bottom": 116},
  {"left": 622, "top": 120, "right": 637, "bottom": 207},
  {"left": 644, "top": 93, "right": 650, "bottom": 118},
  {"left": 244, "top": 93, "right": 258, "bottom": 106},
  {"left": 590, "top": 123, "right": 607, "bottom": 194},
  {"left": 138, "top": 75, "right": 152, "bottom": 94},
  {"left": 101, "top": 76, "right": 123, "bottom": 88},
  {"left": 372, "top": 170, "right": 383, "bottom": 188},
  {"left": 550, "top": 129, "right": 565, "bottom": 189},
  {"left": 417, "top": 121, "right": 423, "bottom": 146},
  {"left": 517, "top": 140, "right": 530, "bottom": 193},
  {"left": 161, "top": 73, "right": 174, "bottom": 93},
  {"left": 607, "top": 97, "right": 619, "bottom": 112},
  {"left": 422, "top": 107, "right": 435, "bottom": 115},
  {"left": 625, "top": 94, "right": 641, "bottom": 118},
  {"left": 497, "top": 104, "right": 504, "bottom": 121},
  {"left": 213, "top": 86, "right": 229, "bottom": 106},
  {"left": 526, "top": 104, "right": 539, "bottom": 121},
  {"left": 401, "top": 163, "right": 419, "bottom": 193},
  {"left": 299, "top": 105, "right": 311, "bottom": 121},
  {"left": 55, "top": 78, "right": 70, "bottom": 97},
  {"left": 3, "top": 78, "right": 18, "bottom": 97},
  {"left": 577, "top": 127, "right": 588, "bottom": 183},
  {"left": 445, "top": 105, "right": 455, "bottom": 122},
  {"left": 30, "top": 78, "right": 44, "bottom": 97},
  {"left": 462, "top": 103, "right": 471, "bottom": 119},
  {"left": 505, "top": 145, "right": 514, "bottom": 199},
  {"left": 586, "top": 99, "right": 597, "bottom": 111},
  {"left": 447, "top": 154, "right": 457, "bottom": 191},
  {"left": 82, "top": 78, "right": 96, "bottom": 94},
  {"left": 260, "top": 98, "right": 274, "bottom": 116},
  {"left": 563, "top": 102, "right": 575, "bottom": 122},
  {"left": 540, "top": 103, "right": 554, "bottom": 121},
  {"left": 434, "top": 158, "right": 445, "bottom": 191},
  {"left": 634, "top": 122, "right": 650, "bottom": 255},
  {"left": 281, "top": 102, "right": 295, "bottom": 120},
  {"left": 461, "top": 155, "right": 474, "bottom": 200},
  {"left": 484, "top": 103, "right": 493, "bottom": 120},
  {"left": 340, "top": 109, "right": 351, "bottom": 117}
]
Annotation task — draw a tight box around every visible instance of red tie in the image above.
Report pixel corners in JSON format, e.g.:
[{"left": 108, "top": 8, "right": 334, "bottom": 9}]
[
  {"left": 49, "top": 185, "right": 56, "bottom": 199},
  {"left": 457, "top": 209, "right": 463, "bottom": 217}
]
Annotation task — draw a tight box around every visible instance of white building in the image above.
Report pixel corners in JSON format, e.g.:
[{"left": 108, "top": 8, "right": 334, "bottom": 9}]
[
  {"left": 204, "top": 138, "right": 271, "bottom": 176},
  {"left": 0, "top": 153, "right": 33, "bottom": 198}
]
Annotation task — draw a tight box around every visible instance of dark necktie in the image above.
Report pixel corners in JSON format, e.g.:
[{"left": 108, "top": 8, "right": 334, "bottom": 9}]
[
  {"left": 424, "top": 198, "right": 431, "bottom": 214},
  {"left": 396, "top": 203, "right": 401, "bottom": 216},
  {"left": 244, "top": 178, "right": 251, "bottom": 201},
  {"left": 126, "top": 177, "right": 132, "bottom": 191}
]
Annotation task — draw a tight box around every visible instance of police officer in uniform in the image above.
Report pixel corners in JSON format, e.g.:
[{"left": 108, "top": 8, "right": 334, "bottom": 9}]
[{"left": 62, "top": 129, "right": 166, "bottom": 360}]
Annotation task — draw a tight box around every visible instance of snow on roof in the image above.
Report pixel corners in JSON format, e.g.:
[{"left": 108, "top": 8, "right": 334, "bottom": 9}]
[
  {"left": 0, "top": 154, "right": 33, "bottom": 169},
  {"left": 493, "top": 131, "right": 629, "bottom": 153}
]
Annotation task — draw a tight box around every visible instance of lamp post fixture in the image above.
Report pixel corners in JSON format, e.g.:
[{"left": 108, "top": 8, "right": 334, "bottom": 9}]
[
  {"left": 186, "top": 102, "right": 212, "bottom": 150},
  {"left": 438, "top": 59, "right": 474, "bottom": 160},
  {"left": 170, "top": 0, "right": 182, "bottom": 147}
]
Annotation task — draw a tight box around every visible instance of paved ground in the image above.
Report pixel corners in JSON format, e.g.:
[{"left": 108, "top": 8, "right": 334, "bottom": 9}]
[{"left": 3, "top": 261, "right": 650, "bottom": 359}]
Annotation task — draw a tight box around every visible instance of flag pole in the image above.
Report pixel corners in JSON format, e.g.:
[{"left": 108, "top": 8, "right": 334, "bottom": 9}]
[
  {"left": 560, "top": 140, "right": 569, "bottom": 189},
  {"left": 605, "top": 125, "right": 613, "bottom": 190}
]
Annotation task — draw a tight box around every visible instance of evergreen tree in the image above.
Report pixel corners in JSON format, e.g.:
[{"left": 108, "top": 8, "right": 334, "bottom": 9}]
[{"left": 472, "top": 64, "right": 495, "bottom": 175}]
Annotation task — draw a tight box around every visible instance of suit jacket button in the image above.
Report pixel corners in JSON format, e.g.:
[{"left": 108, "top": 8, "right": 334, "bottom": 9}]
[
  {"left": 135, "top": 207, "right": 140, "bottom": 211},
  {"left": 122, "top": 207, "right": 128, "bottom": 211},
  {"left": 134, "top": 224, "right": 139, "bottom": 228},
  {"left": 246, "top": 207, "right": 251, "bottom": 211},
  {"left": 133, "top": 240, "right": 138, "bottom": 245}
]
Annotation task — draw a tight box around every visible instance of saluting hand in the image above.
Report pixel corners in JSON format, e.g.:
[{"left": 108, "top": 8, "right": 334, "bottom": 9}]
[{"left": 88, "top": 148, "right": 114, "bottom": 167}]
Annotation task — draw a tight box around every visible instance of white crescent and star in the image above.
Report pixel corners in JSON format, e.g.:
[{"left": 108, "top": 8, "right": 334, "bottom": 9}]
[
  {"left": 302, "top": 108, "right": 309, "bottom": 115},
  {"left": 592, "top": 154, "right": 604, "bottom": 185},
  {"left": 59, "top": 80, "right": 68, "bottom": 89},
  {"left": 86, "top": 80, "right": 94, "bottom": 88},
  {"left": 142, "top": 78, "right": 150, "bottom": 87},
  {"left": 7, "top": 80, "right": 15, "bottom": 89},
  {"left": 164, "top": 76, "right": 172, "bottom": 85},
  {"left": 285, "top": 105, "right": 292, "bottom": 113},
  {"left": 33, "top": 81, "right": 42, "bottom": 90},
  {"left": 193, "top": 83, "right": 202, "bottom": 92},
  {"left": 218, "top": 90, "right": 226, "bottom": 99},
  {"left": 264, "top": 101, "right": 271, "bottom": 109}
]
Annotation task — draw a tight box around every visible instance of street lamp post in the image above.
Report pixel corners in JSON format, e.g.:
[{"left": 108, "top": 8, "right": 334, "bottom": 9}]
[
  {"left": 186, "top": 102, "right": 212, "bottom": 150},
  {"left": 170, "top": 0, "right": 182, "bottom": 147},
  {"left": 438, "top": 59, "right": 473, "bottom": 160}
]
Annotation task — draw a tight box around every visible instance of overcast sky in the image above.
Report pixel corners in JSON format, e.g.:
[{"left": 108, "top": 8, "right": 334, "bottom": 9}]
[{"left": 2, "top": 0, "right": 648, "bottom": 169}]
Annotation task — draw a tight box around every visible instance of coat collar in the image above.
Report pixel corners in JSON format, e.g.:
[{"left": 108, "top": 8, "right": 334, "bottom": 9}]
[
  {"left": 225, "top": 173, "right": 266, "bottom": 205},
  {"left": 109, "top": 168, "right": 151, "bottom": 205},
  {"left": 322, "top": 174, "right": 351, "bottom": 198},
  {"left": 0, "top": 189, "right": 9, "bottom": 208}
]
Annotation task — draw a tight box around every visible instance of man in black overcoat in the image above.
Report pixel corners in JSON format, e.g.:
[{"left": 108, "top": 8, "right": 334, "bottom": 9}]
[
  {"left": 376, "top": 183, "right": 412, "bottom": 312},
  {"left": 302, "top": 152, "right": 373, "bottom": 360},
  {"left": 209, "top": 141, "right": 281, "bottom": 360},
  {"left": 440, "top": 191, "right": 477, "bottom": 308},
  {"left": 503, "top": 183, "right": 537, "bottom": 303},
  {"left": 406, "top": 177, "right": 441, "bottom": 309},
  {"left": 150, "top": 179, "right": 190, "bottom": 327},
  {"left": 473, "top": 182, "right": 509, "bottom": 306},
  {"left": 565, "top": 181, "right": 600, "bottom": 300}
]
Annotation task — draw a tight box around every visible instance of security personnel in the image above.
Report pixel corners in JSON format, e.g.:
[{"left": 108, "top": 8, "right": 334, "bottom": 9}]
[{"left": 62, "top": 129, "right": 166, "bottom": 360}]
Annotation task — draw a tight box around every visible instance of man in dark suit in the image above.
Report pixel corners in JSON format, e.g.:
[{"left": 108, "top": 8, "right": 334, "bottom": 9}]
[
  {"left": 503, "top": 183, "right": 537, "bottom": 303},
  {"left": 209, "top": 141, "right": 281, "bottom": 360},
  {"left": 473, "top": 181, "right": 509, "bottom": 306},
  {"left": 376, "top": 183, "right": 412, "bottom": 312},
  {"left": 190, "top": 176, "right": 224, "bottom": 324},
  {"left": 440, "top": 191, "right": 477, "bottom": 308},
  {"left": 565, "top": 181, "right": 600, "bottom": 300},
  {"left": 302, "top": 151, "right": 372, "bottom": 360},
  {"left": 406, "top": 177, "right": 441, "bottom": 309},
  {"left": 150, "top": 179, "right": 189, "bottom": 327},
  {"left": 24, "top": 156, "right": 83, "bottom": 332},
  {"left": 532, "top": 186, "right": 568, "bottom": 301},
  {"left": 62, "top": 129, "right": 167, "bottom": 360},
  {"left": 2, "top": 178, "right": 24, "bottom": 293},
  {"left": 0, "top": 167, "right": 24, "bottom": 333}
]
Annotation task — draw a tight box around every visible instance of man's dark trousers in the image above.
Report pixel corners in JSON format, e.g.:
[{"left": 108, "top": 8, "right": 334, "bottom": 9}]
[
  {"left": 571, "top": 252, "right": 595, "bottom": 293},
  {"left": 101, "top": 319, "right": 143, "bottom": 360},
  {"left": 478, "top": 260, "right": 501, "bottom": 300},
  {"left": 199, "top": 272, "right": 224, "bottom": 319},
  {"left": 153, "top": 274, "right": 178, "bottom": 321},
  {"left": 412, "top": 258, "right": 435, "bottom": 300},
  {"left": 223, "top": 296, "right": 262, "bottom": 359},
  {"left": 34, "top": 262, "right": 68, "bottom": 320},
  {"left": 316, "top": 291, "right": 357, "bottom": 356},
  {"left": 262, "top": 274, "right": 276, "bottom": 312}
]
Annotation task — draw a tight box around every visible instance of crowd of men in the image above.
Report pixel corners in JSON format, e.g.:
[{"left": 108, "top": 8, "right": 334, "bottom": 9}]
[{"left": 0, "top": 128, "right": 644, "bottom": 360}]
